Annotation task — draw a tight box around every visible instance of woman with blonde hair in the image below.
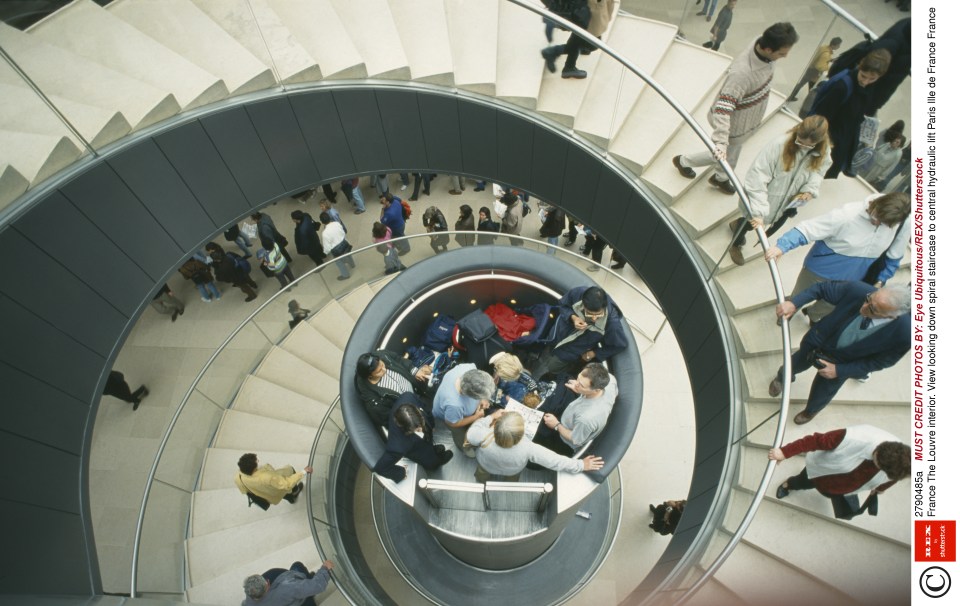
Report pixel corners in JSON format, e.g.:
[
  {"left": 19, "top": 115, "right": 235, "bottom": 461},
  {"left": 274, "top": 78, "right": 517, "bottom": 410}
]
[
  {"left": 466, "top": 410, "right": 603, "bottom": 482},
  {"left": 726, "top": 115, "right": 832, "bottom": 265}
]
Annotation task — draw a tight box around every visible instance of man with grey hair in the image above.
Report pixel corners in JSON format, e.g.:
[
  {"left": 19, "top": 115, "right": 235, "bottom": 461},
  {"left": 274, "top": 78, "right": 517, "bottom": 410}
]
[
  {"left": 242, "top": 559, "right": 333, "bottom": 605},
  {"left": 432, "top": 364, "right": 496, "bottom": 457},
  {"left": 768, "top": 280, "right": 910, "bottom": 424}
]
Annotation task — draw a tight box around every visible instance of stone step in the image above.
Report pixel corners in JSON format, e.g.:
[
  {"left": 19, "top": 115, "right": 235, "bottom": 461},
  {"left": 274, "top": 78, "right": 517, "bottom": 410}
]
[
  {"left": 192, "top": 0, "right": 321, "bottom": 85},
  {"left": 338, "top": 283, "right": 375, "bottom": 321},
  {"left": 714, "top": 249, "right": 805, "bottom": 314},
  {"left": 190, "top": 486, "right": 308, "bottom": 538},
  {"left": 495, "top": 0, "right": 548, "bottom": 109},
  {"left": 254, "top": 346, "right": 339, "bottom": 403},
  {"left": 0, "top": 129, "right": 81, "bottom": 186},
  {"left": 268, "top": 0, "right": 366, "bottom": 80},
  {"left": 30, "top": 0, "right": 228, "bottom": 110},
  {"left": 213, "top": 409, "right": 318, "bottom": 453},
  {"left": 108, "top": 0, "right": 275, "bottom": 95},
  {"left": 535, "top": 36, "right": 605, "bottom": 128},
  {"left": 740, "top": 351, "right": 911, "bottom": 406},
  {"left": 444, "top": 0, "right": 498, "bottom": 95},
  {"left": 307, "top": 299, "right": 356, "bottom": 351},
  {"left": 186, "top": 509, "right": 313, "bottom": 586},
  {"left": 392, "top": 0, "right": 454, "bottom": 85},
  {"left": 573, "top": 15, "right": 676, "bottom": 148},
  {"left": 609, "top": 39, "right": 729, "bottom": 175},
  {"left": 730, "top": 304, "right": 806, "bottom": 357},
  {"left": 743, "top": 400, "right": 910, "bottom": 448},
  {"left": 280, "top": 322, "right": 344, "bottom": 382},
  {"left": 711, "top": 530, "right": 856, "bottom": 606},
  {"left": 186, "top": 536, "right": 333, "bottom": 606},
  {"left": 0, "top": 164, "right": 29, "bottom": 212},
  {"left": 0, "top": 81, "right": 131, "bottom": 149},
  {"left": 232, "top": 374, "right": 332, "bottom": 425},
  {"left": 329, "top": 0, "right": 410, "bottom": 79},
  {"left": 199, "top": 447, "right": 314, "bottom": 491},
  {"left": 729, "top": 488, "right": 910, "bottom": 605},
  {"left": 0, "top": 21, "right": 180, "bottom": 130}
]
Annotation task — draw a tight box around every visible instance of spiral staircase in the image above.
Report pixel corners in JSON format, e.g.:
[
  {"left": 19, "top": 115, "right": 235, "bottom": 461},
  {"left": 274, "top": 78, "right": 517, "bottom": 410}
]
[{"left": 0, "top": 1, "right": 910, "bottom": 605}]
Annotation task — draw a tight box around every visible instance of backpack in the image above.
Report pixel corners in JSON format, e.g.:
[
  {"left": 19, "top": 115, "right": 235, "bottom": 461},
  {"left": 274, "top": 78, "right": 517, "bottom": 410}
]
[
  {"left": 400, "top": 199, "right": 412, "bottom": 221},
  {"left": 422, "top": 314, "right": 457, "bottom": 351},
  {"left": 428, "top": 349, "right": 460, "bottom": 391},
  {"left": 227, "top": 251, "right": 251, "bottom": 274},
  {"left": 803, "top": 69, "right": 854, "bottom": 118},
  {"left": 454, "top": 309, "right": 510, "bottom": 371}
]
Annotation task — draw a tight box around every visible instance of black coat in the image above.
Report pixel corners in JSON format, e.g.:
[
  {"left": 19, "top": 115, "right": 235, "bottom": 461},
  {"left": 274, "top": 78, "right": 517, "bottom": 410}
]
[
  {"left": 813, "top": 69, "right": 881, "bottom": 177},
  {"left": 355, "top": 350, "right": 419, "bottom": 427},
  {"left": 373, "top": 394, "right": 447, "bottom": 482},
  {"left": 455, "top": 211, "right": 476, "bottom": 247},
  {"left": 539, "top": 207, "right": 566, "bottom": 238},
  {"left": 293, "top": 214, "right": 324, "bottom": 256}
]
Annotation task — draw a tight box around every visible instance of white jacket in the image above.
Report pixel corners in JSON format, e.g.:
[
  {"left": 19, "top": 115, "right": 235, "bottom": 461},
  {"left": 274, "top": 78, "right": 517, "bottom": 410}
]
[
  {"left": 743, "top": 133, "right": 831, "bottom": 223},
  {"left": 807, "top": 425, "right": 897, "bottom": 496}
]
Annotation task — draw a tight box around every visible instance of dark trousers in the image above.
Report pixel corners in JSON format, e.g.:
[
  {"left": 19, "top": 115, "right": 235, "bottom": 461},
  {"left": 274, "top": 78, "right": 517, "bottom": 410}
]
[
  {"left": 321, "top": 183, "right": 338, "bottom": 204},
  {"left": 776, "top": 340, "right": 847, "bottom": 416},
  {"left": 306, "top": 249, "right": 326, "bottom": 266},
  {"left": 103, "top": 371, "right": 145, "bottom": 404},
  {"left": 233, "top": 273, "right": 257, "bottom": 298},
  {"left": 545, "top": 34, "right": 588, "bottom": 70},
  {"left": 532, "top": 379, "right": 578, "bottom": 456},
  {"left": 582, "top": 235, "right": 607, "bottom": 262},
  {"left": 412, "top": 173, "right": 433, "bottom": 198},
  {"left": 731, "top": 209, "right": 798, "bottom": 247}
]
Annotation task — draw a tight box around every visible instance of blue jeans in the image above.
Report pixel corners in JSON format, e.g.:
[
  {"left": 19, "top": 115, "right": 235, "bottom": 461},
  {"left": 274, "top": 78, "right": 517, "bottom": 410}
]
[
  {"left": 393, "top": 236, "right": 411, "bottom": 256},
  {"left": 196, "top": 281, "right": 220, "bottom": 301},
  {"left": 545, "top": 236, "right": 558, "bottom": 255},
  {"left": 334, "top": 254, "right": 356, "bottom": 278},
  {"left": 383, "top": 247, "right": 403, "bottom": 272},
  {"left": 234, "top": 234, "right": 253, "bottom": 257},
  {"left": 349, "top": 187, "right": 366, "bottom": 212}
]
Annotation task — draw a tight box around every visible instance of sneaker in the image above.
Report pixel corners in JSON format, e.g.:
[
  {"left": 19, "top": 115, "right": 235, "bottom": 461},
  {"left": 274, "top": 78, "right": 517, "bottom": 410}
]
[
  {"left": 201, "top": 298, "right": 211, "bottom": 303},
  {"left": 672, "top": 155, "right": 696, "bottom": 179},
  {"left": 541, "top": 48, "right": 557, "bottom": 73},
  {"left": 400, "top": 184, "right": 408, "bottom": 191},
  {"left": 729, "top": 244, "right": 746, "bottom": 266},
  {"left": 561, "top": 67, "right": 588, "bottom": 79},
  {"left": 473, "top": 185, "right": 485, "bottom": 192},
  {"left": 856, "top": 373, "right": 872, "bottom": 383},
  {"left": 587, "top": 265, "right": 600, "bottom": 272},
  {"left": 708, "top": 174, "right": 736, "bottom": 195},
  {"left": 462, "top": 444, "right": 477, "bottom": 459},
  {"left": 337, "top": 275, "right": 349, "bottom": 281},
  {"left": 353, "top": 209, "right": 365, "bottom": 214},
  {"left": 448, "top": 189, "right": 462, "bottom": 196}
]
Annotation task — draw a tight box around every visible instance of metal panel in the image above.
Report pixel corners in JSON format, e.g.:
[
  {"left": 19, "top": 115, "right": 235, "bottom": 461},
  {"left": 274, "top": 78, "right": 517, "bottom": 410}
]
[
  {"left": 609, "top": 195, "right": 657, "bottom": 261},
  {"left": 496, "top": 111, "right": 533, "bottom": 188},
  {"left": 638, "top": 222, "right": 686, "bottom": 294},
  {"left": 0, "top": 433, "right": 81, "bottom": 513},
  {"left": 671, "top": 289, "right": 716, "bottom": 358},
  {"left": 0, "top": 501, "right": 92, "bottom": 595},
  {"left": 661, "top": 255, "right": 706, "bottom": 324},
  {"left": 0, "top": 294, "right": 104, "bottom": 401},
  {"left": 418, "top": 93, "right": 462, "bottom": 173},
  {"left": 558, "top": 145, "right": 601, "bottom": 220},
  {"left": 529, "top": 128, "right": 567, "bottom": 205},
  {"left": 1, "top": 362, "right": 88, "bottom": 455},
  {"left": 289, "top": 90, "right": 356, "bottom": 180},
  {"left": 15, "top": 191, "right": 153, "bottom": 315},
  {"left": 246, "top": 98, "right": 320, "bottom": 191},
  {"left": 587, "top": 171, "right": 634, "bottom": 244},
  {"left": 154, "top": 120, "right": 255, "bottom": 223},
  {"left": 59, "top": 164, "right": 182, "bottom": 278},
  {"left": 201, "top": 107, "right": 285, "bottom": 205},
  {"left": 108, "top": 140, "right": 216, "bottom": 250},
  {"left": 376, "top": 90, "right": 428, "bottom": 171},
  {"left": 331, "top": 90, "right": 390, "bottom": 171},
  {"left": 458, "top": 100, "right": 497, "bottom": 180},
  {"left": 0, "top": 231, "right": 127, "bottom": 356},
  {"left": 688, "top": 330, "right": 728, "bottom": 397}
]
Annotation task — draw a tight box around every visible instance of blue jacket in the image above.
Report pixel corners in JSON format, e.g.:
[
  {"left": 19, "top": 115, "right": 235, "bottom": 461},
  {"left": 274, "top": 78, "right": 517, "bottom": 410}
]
[
  {"left": 551, "top": 286, "right": 628, "bottom": 363},
  {"left": 381, "top": 197, "right": 406, "bottom": 237},
  {"left": 792, "top": 280, "right": 909, "bottom": 380}
]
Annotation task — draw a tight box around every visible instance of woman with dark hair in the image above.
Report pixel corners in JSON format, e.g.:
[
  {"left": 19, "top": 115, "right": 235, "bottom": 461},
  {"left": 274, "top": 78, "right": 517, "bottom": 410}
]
[
  {"left": 355, "top": 350, "right": 432, "bottom": 427},
  {"left": 811, "top": 48, "right": 892, "bottom": 179},
  {"left": 373, "top": 393, "right": 453, "bottom": 482},
  {"left": 454, "top": 204, "right": 476, "bottom": 247},
  {"left": 476, "top": 206, "right": 500, "bottom": 245},
  {"left": 727, "top": 115, "right": 831, "bottom": 265}
]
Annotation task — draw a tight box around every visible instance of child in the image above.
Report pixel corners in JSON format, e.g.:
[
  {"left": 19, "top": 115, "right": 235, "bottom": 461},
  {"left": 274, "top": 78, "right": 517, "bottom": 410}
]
[{"left": 372, "top": 222, "right": 405, "bottom": 275}]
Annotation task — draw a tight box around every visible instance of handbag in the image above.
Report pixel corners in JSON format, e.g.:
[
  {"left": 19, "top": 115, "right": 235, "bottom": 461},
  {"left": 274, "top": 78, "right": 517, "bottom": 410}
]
[
  {"left": 239, "top": 477, "right": 270, "bottom": 511},
  {"left": 831, "top": 492, "right": 878, "bottom": 520},
  {"left": 240, "top": 222, "right": 258, "bottom": 240},
  {"left": 859, "top": 116, "right": 880, "bottom": 147}
]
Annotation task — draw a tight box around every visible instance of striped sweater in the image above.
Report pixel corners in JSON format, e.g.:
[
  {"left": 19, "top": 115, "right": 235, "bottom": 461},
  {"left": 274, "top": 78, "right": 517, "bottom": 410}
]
[{"left": 707, "top": 41, "right": 775, "bottom": 151}]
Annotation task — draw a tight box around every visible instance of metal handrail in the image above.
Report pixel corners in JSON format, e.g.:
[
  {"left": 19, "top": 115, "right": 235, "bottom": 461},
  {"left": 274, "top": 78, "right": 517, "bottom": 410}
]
[{"left": 820, "top": 0, "right": 879, "bottom": 40}]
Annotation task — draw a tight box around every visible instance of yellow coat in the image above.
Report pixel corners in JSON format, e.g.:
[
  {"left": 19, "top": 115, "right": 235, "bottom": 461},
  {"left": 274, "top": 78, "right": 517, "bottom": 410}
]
[{"left": 235, "top": 464, "right": 303, "bottom": 505}]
